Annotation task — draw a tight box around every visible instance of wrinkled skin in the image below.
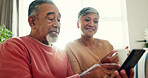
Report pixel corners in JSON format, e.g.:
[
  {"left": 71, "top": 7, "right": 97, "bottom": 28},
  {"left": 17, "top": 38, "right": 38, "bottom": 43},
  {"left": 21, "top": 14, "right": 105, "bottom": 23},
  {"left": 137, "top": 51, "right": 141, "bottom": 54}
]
[{"left": 28, "top": 3, "right": 61, "bottom": 45}]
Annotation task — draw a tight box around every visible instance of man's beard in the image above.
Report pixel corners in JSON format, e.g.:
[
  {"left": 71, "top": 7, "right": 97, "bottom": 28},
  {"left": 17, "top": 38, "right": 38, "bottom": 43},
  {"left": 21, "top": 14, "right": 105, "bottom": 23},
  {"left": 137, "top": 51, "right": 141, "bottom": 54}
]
[{"left": 46, "top": 33, "right": 58, "bottom": 44}]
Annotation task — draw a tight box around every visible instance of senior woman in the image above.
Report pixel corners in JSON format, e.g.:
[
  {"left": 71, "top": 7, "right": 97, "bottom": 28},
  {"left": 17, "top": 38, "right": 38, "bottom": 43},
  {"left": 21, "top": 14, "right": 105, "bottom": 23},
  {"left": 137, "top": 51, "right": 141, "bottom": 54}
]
[{"left": 65, "top": 7, "right": 119, "bottom": 74}]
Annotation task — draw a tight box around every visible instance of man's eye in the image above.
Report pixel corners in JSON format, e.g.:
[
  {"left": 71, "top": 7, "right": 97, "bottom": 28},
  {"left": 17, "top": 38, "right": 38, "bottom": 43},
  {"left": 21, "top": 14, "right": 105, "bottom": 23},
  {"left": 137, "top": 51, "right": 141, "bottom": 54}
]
[
  {"left": 85, "top": 19, "right": 90, "bottom": 22},
  {"left": 94, "top": 21, "right": 98, "bottom": 23},
  {"left": 48, "top": 19, "right": 54, "bottom": 21}
]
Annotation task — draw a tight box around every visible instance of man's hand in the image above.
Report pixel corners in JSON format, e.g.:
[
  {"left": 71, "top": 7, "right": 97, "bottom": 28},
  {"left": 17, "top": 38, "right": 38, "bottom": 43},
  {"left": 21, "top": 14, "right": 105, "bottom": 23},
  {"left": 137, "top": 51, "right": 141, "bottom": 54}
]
[
  {"left": 80, "top": 63, "right": 120, "bottom": 78},
  {"left": 80, "top": 63, "right": 134, "bottom": 78},
  {"left": 114, "top": 68, "right": 134, "bottom": 78}
]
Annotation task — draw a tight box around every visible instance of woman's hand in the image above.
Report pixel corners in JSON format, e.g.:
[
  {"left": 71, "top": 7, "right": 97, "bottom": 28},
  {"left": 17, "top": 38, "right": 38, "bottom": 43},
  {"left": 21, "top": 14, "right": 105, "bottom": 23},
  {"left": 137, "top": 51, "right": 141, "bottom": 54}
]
[
  {"left": 100, "top": 50, "right": 119, "bottom": 64},
  {"left": 101, "top": 46, "right": 130, "bottom": 64},
  {"left": 125, "top": 46, "right": 131, "bottom": 56}
]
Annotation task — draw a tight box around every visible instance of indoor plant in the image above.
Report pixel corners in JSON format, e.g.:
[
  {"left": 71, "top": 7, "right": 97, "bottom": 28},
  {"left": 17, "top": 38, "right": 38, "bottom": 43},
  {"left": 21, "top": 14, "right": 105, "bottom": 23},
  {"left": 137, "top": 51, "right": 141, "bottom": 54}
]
[{"left": 0, "top": 24, "right": 13, "bottom": 44}]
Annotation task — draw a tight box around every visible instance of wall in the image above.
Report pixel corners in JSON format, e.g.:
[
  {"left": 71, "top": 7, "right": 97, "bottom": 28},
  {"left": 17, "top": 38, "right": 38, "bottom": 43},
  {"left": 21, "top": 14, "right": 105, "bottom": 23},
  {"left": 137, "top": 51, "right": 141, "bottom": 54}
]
[{"left": 126, "top": 0, "right": 148, "bottom": 49}]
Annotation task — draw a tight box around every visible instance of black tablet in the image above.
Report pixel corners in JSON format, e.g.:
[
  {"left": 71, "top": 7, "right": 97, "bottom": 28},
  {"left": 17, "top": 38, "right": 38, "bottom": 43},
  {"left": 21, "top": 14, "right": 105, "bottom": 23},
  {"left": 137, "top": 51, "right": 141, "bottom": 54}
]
[{"left": 118, "top": 49, "right": 145, "bottom": 76}]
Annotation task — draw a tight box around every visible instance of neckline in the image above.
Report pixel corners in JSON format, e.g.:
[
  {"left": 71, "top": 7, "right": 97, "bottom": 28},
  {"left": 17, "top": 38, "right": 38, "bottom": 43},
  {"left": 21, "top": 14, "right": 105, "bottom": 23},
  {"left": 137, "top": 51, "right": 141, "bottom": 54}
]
[
  {"left": 78, "top": 38, "right": 98, "bottom": 49},
  {"left": 27, "top": 35, "right": 53, "bottom": 48}
]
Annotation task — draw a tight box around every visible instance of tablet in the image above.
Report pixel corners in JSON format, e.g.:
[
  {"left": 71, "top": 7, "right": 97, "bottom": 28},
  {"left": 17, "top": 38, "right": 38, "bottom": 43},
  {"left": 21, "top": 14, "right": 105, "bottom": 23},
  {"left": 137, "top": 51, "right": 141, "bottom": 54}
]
[{"left": 118, "top": 49, "right": 145, "bottom": 76}]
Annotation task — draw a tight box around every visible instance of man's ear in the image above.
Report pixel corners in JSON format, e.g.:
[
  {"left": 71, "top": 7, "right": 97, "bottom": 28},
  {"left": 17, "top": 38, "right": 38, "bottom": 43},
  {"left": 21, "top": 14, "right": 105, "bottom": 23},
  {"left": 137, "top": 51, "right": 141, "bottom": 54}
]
[
  {"left": 28, "top": 16, "right": 36, "bottom": 29},
  {"left": 77, "top": 22, "right": 80, "bottom": 28}
]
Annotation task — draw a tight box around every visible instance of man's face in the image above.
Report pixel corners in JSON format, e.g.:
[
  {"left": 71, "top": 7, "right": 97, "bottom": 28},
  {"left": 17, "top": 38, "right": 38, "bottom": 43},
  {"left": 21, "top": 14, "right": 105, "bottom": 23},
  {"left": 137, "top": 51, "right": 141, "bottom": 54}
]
[{"left": 34, "top": 3, "right": 61, "bottom": 44}]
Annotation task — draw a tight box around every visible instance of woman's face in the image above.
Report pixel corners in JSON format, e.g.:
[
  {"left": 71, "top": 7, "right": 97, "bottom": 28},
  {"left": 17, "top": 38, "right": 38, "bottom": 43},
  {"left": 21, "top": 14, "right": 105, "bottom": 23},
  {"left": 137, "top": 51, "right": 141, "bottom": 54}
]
[{"left": 78, "top": 13, "right": 99, "bottom": 37}]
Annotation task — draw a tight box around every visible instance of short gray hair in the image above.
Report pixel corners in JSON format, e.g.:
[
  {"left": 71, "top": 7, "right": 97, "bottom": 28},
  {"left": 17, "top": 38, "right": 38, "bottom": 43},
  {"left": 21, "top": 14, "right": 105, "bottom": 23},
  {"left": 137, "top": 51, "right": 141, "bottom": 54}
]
[
  {"left": 78, "top": 7, "right": 99, "bottom": 22},
  {"left": 28, "top": 0, "right": 55, "bottom": 18}
]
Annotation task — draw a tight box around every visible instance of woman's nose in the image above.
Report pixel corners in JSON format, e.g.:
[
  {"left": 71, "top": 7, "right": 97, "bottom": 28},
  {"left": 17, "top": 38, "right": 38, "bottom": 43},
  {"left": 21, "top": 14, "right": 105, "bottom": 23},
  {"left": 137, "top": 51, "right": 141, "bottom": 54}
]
[{"left": 88, "top": 20, "right": 95, "bottom": 26}]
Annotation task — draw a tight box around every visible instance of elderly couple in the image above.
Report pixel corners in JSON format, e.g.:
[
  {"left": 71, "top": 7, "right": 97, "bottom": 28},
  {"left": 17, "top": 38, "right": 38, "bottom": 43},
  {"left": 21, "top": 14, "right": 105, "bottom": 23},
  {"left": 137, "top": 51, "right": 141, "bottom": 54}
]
[{"left": 0, "top": 0, "right": 134, "bottom": 78}]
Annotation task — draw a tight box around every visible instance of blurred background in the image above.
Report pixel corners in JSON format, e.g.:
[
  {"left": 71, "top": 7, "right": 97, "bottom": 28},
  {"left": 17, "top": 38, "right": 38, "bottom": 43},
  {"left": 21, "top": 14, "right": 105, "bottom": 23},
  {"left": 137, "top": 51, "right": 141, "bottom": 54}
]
[{"left": 0, "top": 0, "right": 148, "bottom": 49}]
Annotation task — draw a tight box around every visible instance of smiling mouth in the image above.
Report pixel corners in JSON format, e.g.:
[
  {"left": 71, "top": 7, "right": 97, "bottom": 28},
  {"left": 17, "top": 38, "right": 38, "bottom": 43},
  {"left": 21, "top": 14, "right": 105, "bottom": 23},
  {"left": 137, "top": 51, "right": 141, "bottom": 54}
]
[{"left": 85, "top": 28, "right": 95, "bottom": 31}]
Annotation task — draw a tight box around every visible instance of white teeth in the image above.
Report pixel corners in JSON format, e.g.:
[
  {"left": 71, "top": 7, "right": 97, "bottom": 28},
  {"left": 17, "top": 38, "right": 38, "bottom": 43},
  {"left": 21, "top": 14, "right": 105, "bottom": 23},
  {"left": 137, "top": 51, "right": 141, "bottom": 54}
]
[
  {"left": 50, "top": 31, "right": 57, "bottom": 34},
  {"left": 52, "top": 32, "right": 56, "bottom": 33},
  {"left": 87, "top": 29, "right": 93, "bottom": 31},
  {"left": 85, "top": 28, "right": 95, "bottom": 31},
  {"left": 51, "top": 31, "right": 57, "bottom": 34}
]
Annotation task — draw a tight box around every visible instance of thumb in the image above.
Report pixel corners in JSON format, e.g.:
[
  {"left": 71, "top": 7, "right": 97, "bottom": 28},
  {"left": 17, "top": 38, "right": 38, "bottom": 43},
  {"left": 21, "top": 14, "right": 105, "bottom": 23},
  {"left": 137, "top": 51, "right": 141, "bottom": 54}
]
[{"left": 108, "top": 50, "right": 117, "bottom": 57}]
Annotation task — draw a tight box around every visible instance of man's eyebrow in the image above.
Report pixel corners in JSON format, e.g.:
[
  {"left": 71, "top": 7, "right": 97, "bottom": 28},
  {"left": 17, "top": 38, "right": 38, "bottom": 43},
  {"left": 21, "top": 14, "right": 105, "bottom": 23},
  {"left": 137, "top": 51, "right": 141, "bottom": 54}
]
[
  {"left": 46, "top": 12, "right": 55, "bottom": 16},
  {"left": 46, "top": 12, "right": 61, "bottom": 18}
]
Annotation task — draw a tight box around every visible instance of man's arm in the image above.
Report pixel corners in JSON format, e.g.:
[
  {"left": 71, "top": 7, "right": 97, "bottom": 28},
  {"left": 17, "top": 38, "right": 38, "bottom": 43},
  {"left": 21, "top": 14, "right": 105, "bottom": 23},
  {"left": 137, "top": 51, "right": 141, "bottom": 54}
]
[{"left": 0, "top": 40, "right": 31, "bottom": 78}]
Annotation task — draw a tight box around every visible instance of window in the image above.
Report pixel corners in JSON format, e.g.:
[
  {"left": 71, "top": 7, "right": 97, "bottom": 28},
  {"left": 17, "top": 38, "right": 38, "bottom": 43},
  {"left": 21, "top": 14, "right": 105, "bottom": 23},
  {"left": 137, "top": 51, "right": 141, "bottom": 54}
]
[
  {"left": 18, "top": 0, "right": 33, "bottom": 36},
  {"left": 12, "top": 0, "right": 33, "bottom": 37}
]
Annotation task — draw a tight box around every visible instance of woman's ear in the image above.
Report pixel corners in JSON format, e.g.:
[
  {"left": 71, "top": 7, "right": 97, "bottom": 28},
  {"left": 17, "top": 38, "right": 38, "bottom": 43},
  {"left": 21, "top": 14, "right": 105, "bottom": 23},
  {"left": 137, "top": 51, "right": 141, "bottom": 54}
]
[
  {"left": 77, "top": 22, "right": 80, "bottom": 28},
  {"left": 28, "top": 16, "right": 36, "bottom": 29}
]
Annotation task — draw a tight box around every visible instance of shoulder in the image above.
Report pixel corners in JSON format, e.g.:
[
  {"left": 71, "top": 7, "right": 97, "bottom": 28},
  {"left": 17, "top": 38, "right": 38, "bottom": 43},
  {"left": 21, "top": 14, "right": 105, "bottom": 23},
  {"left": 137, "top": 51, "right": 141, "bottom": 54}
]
[
  {"left": 1, "top": 36, "right": 25, "bottom": 47},
  {"left": 0, "top": 37, "right": 31, "bottom": 66},
  {"left": 65, "top": 39, "right": 80, "bottom": 50},
  {"left": 0, "top": 36, "right": 30, "bottom": 55},
  {"left": 64, "top": 39, "right": 80, "bottom": 53},
  {"left": 66, "top": 39, "right": 80, "bottom": 47},
  {"left": 1, "top": 36, "right": 31, "bottom": 47},
  {"left": 96, "top": 38, "right": 112, "bottom": 45},
  {"left": 95, "top": 38, "right": 113, "bottom": 50}
]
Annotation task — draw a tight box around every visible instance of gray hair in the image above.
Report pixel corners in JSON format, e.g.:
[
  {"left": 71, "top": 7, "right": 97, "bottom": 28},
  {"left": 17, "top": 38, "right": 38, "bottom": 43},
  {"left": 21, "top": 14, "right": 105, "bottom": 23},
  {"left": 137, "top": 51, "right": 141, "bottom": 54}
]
[
  {"left": 28, "top": 0, "right": 55, "bottom": 18},
  {"left": 78, "top": 7, "right": 99, "bottom": 22}
]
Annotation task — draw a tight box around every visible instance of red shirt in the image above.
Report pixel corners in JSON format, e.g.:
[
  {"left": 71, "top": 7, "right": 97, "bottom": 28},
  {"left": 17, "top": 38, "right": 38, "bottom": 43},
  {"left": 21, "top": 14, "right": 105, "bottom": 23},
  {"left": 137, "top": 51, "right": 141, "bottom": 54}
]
[{"left": 0, "top": 36, "right": 80, "bottom": 78}]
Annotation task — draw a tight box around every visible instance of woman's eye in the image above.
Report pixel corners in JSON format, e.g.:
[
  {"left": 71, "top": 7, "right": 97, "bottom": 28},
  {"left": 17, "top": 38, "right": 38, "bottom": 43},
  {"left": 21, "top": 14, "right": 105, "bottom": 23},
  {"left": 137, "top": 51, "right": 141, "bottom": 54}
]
[
  {"left": 94, "top": 21, "right": 98, "bottom": 23},
  {"left": 85, "top": 19, "right": 90, "bottom": 22}
]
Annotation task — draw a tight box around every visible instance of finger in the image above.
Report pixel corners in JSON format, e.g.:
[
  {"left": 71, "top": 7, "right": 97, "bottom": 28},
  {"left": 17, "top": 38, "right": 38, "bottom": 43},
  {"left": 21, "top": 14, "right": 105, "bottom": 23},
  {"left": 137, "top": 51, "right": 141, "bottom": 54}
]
[
  {"left": 109, "top": 55, "right": 118, "bottom": 63},
  {"left": 114, "top": 70, "right": 121, "bottom": 78},
  {"left": 108, "top": 50, "right": 117, "bottom": 57},
  {"left": 113, "top": 59, "right": 119, "bottom": 63},
  {"left": 129, "top": 68, "right": 134, "bottom": 78},
  {"left": 127, "top": 53, "right": 130, "bottom": 56},
  {"left": 125, "top": 46, "right": 128, "bottom": 49},
  {"left": 111, "top": 54, "right": 118, "bottom": 59},
  {"left": 120, "top": 70, "right": 128, "bottom": 78},
  {"left": 127, "top": 50, "right": 131, "bottom": 56},
  {"left": 101, "top": 63, "right": 120, "bottom": 70}
]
